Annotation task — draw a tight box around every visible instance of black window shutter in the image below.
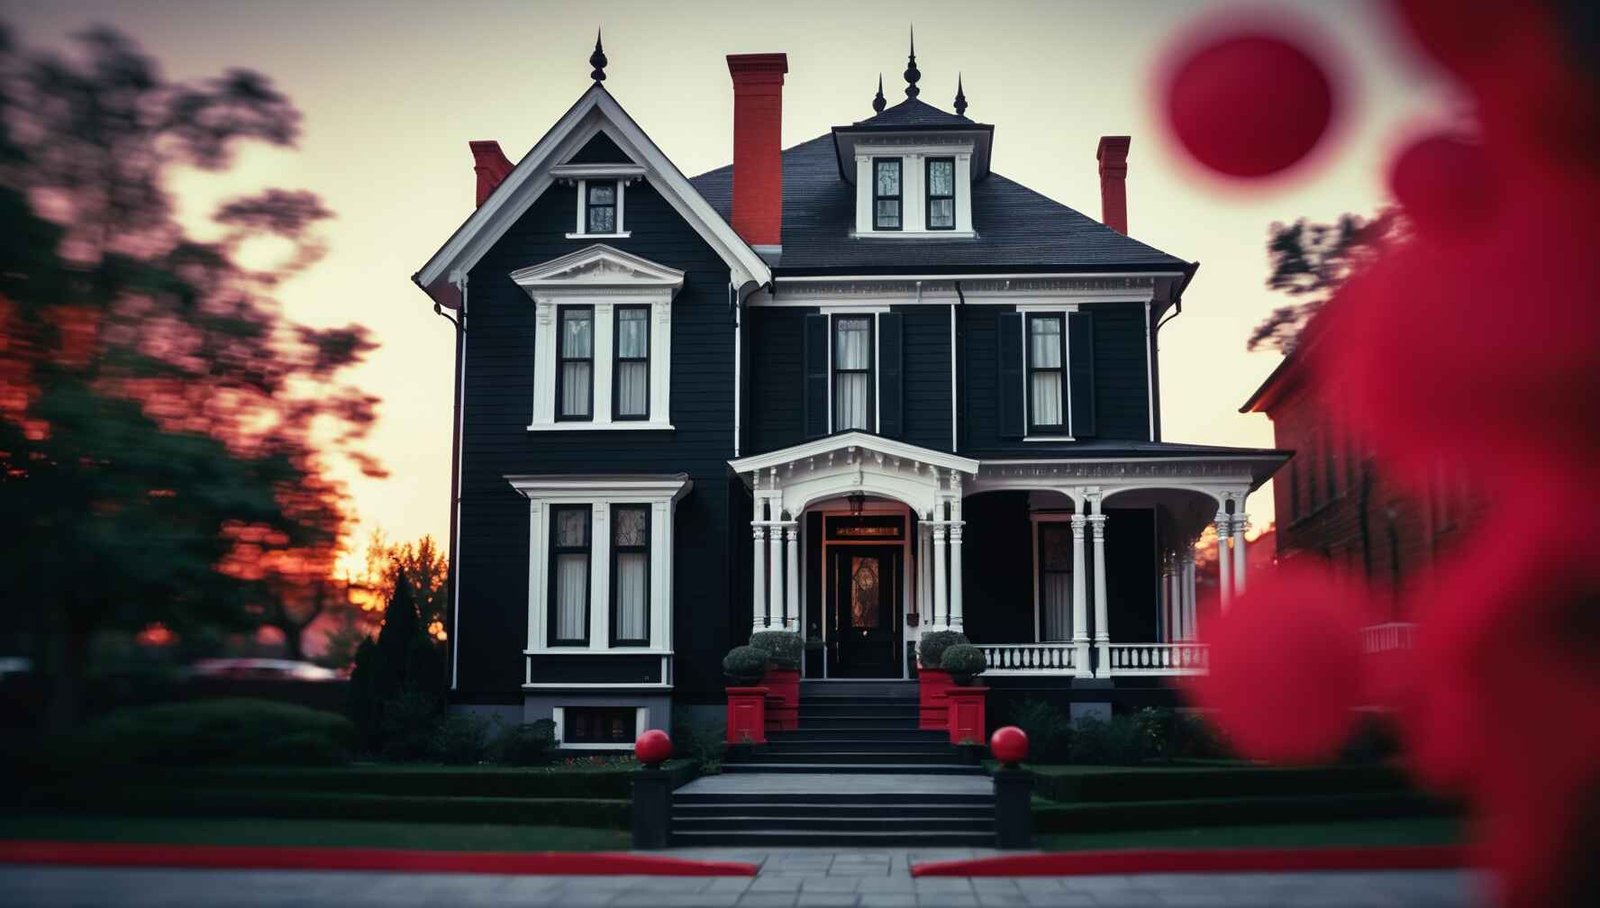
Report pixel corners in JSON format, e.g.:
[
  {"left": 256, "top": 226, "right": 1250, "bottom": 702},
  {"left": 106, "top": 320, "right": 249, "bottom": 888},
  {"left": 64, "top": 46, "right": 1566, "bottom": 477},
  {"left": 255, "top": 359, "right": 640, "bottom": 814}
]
[
  {"left": 997, "top": 311, "right": 1024, "bottom": 439},
  {"left": 1068, "top": 310, "right": 1097, "bottom": 438},
  {"left": 803, "top": 313, "right": 829, "bottom": 438},
  {"left": 877, "top": 312, "right": 904, "bottom": 438}
]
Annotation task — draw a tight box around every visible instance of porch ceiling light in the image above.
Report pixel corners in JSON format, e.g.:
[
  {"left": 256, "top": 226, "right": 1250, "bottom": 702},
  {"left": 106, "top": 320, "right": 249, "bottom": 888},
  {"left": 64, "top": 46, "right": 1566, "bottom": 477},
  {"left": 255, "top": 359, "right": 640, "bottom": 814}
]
[{"left": 848, "top": 491, "right": 867, "bottom": 517}]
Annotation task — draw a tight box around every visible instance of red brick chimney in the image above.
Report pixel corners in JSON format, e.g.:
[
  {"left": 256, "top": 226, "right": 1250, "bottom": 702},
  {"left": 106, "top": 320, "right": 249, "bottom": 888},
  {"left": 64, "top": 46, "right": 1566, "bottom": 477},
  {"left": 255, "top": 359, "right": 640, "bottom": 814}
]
[
  {"left": 470, "top": 140, "right": 514, "bottom": 207},
  {"left": 726, "top": 53, "right": 788, "bottom": 249},
  {"left": 1096, "top": 135, "right": 1131, "bottom": 234}
]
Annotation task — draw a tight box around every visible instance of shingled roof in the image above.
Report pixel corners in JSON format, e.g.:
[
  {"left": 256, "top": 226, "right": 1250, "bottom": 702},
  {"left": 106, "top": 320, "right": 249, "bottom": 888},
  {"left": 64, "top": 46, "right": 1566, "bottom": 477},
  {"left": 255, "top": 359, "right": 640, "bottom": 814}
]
[
  {"left": 847, "top": 97, "right": 975, "bottom": 129},
  {"left": 689, "top": 134, "right": 1189, "bottom": 275}
]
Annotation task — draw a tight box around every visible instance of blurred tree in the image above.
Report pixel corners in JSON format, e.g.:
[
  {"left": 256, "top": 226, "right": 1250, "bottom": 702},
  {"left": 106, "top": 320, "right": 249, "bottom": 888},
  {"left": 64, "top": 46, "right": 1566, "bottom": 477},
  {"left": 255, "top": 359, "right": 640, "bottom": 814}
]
[
  {"left": 1249, "top": 209, "right": 1404, "bottom": 353},
  {"left": 0, "top": 25, "right": 379, "bottom": 729}
]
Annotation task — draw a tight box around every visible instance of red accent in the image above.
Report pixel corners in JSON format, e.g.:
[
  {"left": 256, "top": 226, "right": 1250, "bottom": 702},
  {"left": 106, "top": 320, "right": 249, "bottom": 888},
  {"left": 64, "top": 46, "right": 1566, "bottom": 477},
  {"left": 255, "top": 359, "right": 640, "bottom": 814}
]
[
  {"left": 912, "top": 845, "right": 1469, "bottom": 877},
  {"left": 1096, "top": 136, "right": 1130, "bottom": 234},
  {"left": 763, "top": 667, "right": 800, "bottom": 731},
  {"left": 990, "top": 725, "right": 1029, "bottom": 765},
  {"left": 0, "top": 841, "right": 758, "bottom": 876},
  {"left": 918, "top": 667, "right": 953, "bottom": 730},
  {"left": 726, "top": 685, "right": 770, "bottom": 745},
  {"left": 726, "top": 53, "right": 788, "bottom": 248},
  {"left": 470, "top": 140, "right": 514, "bottom": 208},
  {"left": 945, "top": 684, "right": 988, "bottom": 745},
  {"left": 634, "top": 728, "right": 673, "bottom": 766}
]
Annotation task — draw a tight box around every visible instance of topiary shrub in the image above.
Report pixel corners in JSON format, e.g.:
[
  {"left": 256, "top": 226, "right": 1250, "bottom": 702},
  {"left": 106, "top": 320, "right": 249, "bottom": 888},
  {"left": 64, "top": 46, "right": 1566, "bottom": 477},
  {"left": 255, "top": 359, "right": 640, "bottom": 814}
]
[
  {"left": 1009, "top": 699, "right": 1073, "bottom": 763},
  {"left": 941, "top": 644, "right": 987, "bottom": 685},
  {"left": 917, "top": 630, "right": 968, "bottom": 669},
  {"left": 56, "top": 698, "right": 356, "bottom": 768},
  {"left": 495, "top": 720, "right": 557, "bottom": 766},
  {"left": 748, "top": 630, "right": 803, "bottom": 670},
  {"left": 722, "top": 645, "right": 768, "bottom": 685}
]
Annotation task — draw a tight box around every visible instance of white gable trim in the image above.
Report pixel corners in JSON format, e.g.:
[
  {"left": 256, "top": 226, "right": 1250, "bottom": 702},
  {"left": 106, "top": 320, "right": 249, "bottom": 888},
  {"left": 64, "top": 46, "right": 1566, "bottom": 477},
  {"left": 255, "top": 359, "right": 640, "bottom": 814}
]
[
  {"left": 729, "top": 431, "right": 979, "bottom": 479},
  {"left": 414, "top": 85, "right": 769, "bottom": 306},
  {"left": 511, "top": 244, "right": 685, "bottom": 293}
]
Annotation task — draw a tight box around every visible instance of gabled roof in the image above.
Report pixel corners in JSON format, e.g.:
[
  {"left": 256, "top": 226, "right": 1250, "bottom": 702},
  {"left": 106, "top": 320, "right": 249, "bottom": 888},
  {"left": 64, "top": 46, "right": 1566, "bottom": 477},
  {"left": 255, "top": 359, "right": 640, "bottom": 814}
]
[
  {"left": 690, "top": 134, "right": 1189, "bottom": 275},
  {"left": 414, "top": 85, "right": 770, "bottom": 309}
]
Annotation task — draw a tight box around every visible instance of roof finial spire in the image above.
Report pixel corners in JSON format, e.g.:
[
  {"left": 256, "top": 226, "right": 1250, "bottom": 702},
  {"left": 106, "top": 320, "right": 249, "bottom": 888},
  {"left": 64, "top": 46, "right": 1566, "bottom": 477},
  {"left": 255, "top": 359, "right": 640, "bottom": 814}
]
[
  {"left": 589, "top": 29, "right": 608, "bottom": 82},
  {"left": 903, "top": 25, "right": 921, "bottom": 99},
  {"left": 954, "top": 73, "right": 967, "bottom": 117},
  {"left": 872, "top": 74, "right": 886, "bottom": 114}
]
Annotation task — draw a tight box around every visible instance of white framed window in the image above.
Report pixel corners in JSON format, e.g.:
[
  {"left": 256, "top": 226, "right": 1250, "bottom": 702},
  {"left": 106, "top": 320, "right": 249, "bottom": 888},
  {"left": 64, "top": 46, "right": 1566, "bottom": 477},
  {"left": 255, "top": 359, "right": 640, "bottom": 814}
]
[
  {"left": 832, "top": 315, "right": 874, "bottom": 431},
  {"left": 1015, "top": 304, "right": 1079, "bottom": 441},
  {"left": 852, "top": 144, "right": 975, "bottom": 236},
  {"left": 566, "top": 178, "right": 632, "bottom": 239},
  {"left": 513, "top": 245, "right": 682, "bottom": 432},
  {"left": 552, "top": 705, "right": 647, "bottom": 750},
  {"left": 510, "top": 474, "right": 691, "bottom": 655}
]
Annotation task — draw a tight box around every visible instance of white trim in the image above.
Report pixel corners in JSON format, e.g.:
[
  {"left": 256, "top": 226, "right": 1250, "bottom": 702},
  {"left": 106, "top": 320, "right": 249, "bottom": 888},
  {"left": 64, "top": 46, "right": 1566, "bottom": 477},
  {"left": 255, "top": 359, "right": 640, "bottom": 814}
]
[
  {"left": 527, "top": 422, "right": 674, "bottom": 432},
  {"left": 414, "top": 85, "right": 769, "bottom": 303},
  {"left": 1145, "top": 299, "right": 1156, "bottom": 441},
  {"left": 777, "top": 272, "right": 1185, "bottom": 283},
  {"left": 448, "top": 274, "right": 469, "bottom": 691},
  {"left": 813, "top": 503, "right": 915, "bottom": 680},
  {"left": 551, "top": 705, "right": 649, "bottom": 750},
  {"left": 849, "top": 230, "right": 977, "bottom": 240},
  {"left": 550, "top": 163, "right": 646, "bottom": 180},
  {"left": 949, "top": 302, "right": 958, "bottom": 452},
  {"left": 566, "top": 232, "right": 633, "bottom": 240},
  {"left": 729, "top": 431, "right": 980, "bottom": 477},
  {"left": 1023, "top": 436, "right": 1078, "bottom": 443}
]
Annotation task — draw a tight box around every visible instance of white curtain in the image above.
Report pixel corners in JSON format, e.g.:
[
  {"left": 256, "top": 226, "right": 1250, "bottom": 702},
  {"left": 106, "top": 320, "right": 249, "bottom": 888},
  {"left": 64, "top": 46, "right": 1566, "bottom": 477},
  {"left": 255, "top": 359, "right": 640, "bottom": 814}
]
[
  {"left": 834, "top": 318, "right": 871, "bottom": 431},
  {"left": 559, "top": 311, "right": 593, "bottom": 418},
  {"left": 614, "top": 552, "right": 648, "bottom": 640},
  {"left": 1031, "top": 373, "right": 1062, "bottom": 427},
  {"left": 554, "top": 553, "right": 588, "bottom": 641},
  {"left": 617, "top": 363, "right": 647, "bottom": 417},
  {"left": 1029, "top": 318, "right": 1063, "bottom": 427},
  {"left": 616, "top": 308, "right": 649, "bottom": 417},
  {"left": 1043, "top": 572, "right": 1071, "bottom": 641}
]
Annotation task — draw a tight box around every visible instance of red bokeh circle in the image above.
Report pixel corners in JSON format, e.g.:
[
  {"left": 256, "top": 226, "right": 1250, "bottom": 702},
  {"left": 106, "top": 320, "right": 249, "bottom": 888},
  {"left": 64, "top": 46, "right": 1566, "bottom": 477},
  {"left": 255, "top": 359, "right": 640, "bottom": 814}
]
[
  {"left": 1163, "top": 32, "right": 1336, "bottom": 179},
  {"left": 634, "top": 729, "right": 673, "bottom": 766},
  {"left": 990, "top": 726, "right": 1029, "bottom": 765},
  {"left": 1388, "top": 132, "right": 1497, "bottom": 239}
]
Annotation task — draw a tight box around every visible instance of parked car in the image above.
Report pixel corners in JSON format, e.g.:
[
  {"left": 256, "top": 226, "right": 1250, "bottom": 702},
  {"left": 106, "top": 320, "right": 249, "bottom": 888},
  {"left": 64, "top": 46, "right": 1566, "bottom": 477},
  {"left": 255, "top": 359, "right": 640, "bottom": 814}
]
[{"left": 186, "top": 658, "right": 340, "bottom": 682}]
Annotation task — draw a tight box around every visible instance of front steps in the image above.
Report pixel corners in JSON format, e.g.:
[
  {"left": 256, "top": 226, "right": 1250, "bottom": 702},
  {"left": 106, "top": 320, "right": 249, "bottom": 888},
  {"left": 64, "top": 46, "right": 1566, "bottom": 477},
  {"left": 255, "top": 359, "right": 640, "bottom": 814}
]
[{"left": 673, "top": 681, "right": 994, "bottom": 846}]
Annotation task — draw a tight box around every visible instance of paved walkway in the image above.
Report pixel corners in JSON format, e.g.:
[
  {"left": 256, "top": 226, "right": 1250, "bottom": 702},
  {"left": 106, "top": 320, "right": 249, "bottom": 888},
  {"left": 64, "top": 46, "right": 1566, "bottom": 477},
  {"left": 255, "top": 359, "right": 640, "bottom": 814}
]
[{"left": 2, "top": 853, "right": 1481, "bottom": 907}]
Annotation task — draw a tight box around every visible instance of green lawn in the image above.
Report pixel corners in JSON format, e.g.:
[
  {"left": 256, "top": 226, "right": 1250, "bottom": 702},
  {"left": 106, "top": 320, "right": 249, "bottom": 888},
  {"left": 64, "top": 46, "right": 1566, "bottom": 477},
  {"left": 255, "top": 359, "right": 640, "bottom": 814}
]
[
  {"left": 1038, "top": 817, "right": 1462, "bottom": 851},
  {"left": 0, "top": 815, "right": 630, "bottom": 852}
]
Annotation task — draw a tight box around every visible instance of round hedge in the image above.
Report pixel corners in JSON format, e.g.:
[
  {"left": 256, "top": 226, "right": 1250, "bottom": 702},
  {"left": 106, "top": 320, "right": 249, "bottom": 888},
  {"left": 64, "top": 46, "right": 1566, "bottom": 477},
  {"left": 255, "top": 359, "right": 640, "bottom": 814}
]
[
  {"left": 941, "top": 644, "right": 987, "bottom": 683},
  {"left": 749, "top": 630, "right": 803, "bottom": 669},
  {"left": 722, "top": 645, "right": 768, "bottom": 684},
  {"left": 917, "top": 630, "right": 969, "bottom": 669}
]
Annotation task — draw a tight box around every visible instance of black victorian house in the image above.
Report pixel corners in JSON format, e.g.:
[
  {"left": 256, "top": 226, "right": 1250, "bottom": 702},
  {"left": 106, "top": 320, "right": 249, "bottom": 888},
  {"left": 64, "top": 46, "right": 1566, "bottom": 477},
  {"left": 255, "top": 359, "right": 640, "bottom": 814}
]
[{"left": 414, "top": 39, "right": 1285, "bottom": 749}]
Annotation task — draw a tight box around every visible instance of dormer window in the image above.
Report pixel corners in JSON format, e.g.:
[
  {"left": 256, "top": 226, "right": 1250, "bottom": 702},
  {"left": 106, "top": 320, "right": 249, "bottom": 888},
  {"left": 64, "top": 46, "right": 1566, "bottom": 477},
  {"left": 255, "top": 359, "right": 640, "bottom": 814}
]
[
  {"left": 585, "top": 181, "right": 618, "bottom": 234},
  {"left": 873, "top": 158, "right": 902, "bottom": 230},
  {"left": 926, "top": 157, "right": 955, "bottom": 230}
]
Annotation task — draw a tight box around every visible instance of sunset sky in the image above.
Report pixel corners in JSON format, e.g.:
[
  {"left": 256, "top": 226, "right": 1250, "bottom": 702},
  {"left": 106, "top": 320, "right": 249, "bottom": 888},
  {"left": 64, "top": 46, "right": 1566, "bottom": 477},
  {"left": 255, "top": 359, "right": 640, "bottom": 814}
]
[{"left": 10, "top": 0, "right": 1461, "bottom": 563}]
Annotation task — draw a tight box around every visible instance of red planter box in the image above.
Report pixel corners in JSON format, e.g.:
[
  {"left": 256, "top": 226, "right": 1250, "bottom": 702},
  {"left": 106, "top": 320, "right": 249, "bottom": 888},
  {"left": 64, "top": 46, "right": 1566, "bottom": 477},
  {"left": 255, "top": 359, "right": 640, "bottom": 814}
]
[
  {"left": 763, "top": 667, "right": 800, "bottom": 731},
  {"left": 919, "top": 667, "right": 953, "bottom": 730},
  {"left": 946, "top": 685, "right": 989, "bottom": 746},
  {"left": 726, "top": 686, "right": 770, "bottom": 745}
]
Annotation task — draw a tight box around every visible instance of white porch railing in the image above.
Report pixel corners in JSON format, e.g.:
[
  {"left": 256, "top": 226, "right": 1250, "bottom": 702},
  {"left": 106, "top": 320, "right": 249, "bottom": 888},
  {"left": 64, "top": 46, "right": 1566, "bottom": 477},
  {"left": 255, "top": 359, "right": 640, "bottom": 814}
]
[
  {"left": 979, "top": 642, "right": 1079, "bottom": 675},
  {"left": 1105, "top": 643, "right": 1210, "bottom": 676},
  {"left": 1362, "top": 622, "right": 1417, "bottom": 654}
]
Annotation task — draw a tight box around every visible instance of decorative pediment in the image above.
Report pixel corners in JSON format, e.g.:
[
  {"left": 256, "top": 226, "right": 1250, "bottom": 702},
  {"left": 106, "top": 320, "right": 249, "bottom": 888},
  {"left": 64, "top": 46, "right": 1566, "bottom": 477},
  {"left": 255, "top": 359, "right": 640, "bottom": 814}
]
[{"left": 511, "top": 244, "right": 684, "bottom": 299}]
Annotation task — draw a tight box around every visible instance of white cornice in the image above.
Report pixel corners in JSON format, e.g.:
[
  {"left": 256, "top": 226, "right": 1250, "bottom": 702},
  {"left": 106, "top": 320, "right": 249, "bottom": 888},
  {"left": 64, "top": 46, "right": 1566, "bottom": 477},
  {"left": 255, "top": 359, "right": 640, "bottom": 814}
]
[
  {"left": 762, "top": 275, "right": 1162, "bottom": 306},
  {"left": 505, "top": 473, "right": 693, "bottom": 501},
  {"left": 510, "top": 244, "right": 685, "bottom": 298},
  {"left": 729, "top": 432, "right": 980, "bottom": 478}
]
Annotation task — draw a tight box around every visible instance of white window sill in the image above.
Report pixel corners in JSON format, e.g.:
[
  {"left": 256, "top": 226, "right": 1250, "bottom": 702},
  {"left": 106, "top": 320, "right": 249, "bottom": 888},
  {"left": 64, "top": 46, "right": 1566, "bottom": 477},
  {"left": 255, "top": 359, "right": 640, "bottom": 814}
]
[
  {"left": 554, "top": 742, "right": 636, "bottom": 751},
  {"left": 1024, "top": 435, "right": 1077, "bottom": 443},
  {"left": 850, "top": 230, "right": 976, "bottom": 239},
  {"left": 565, "top": 231, "right": 632, "bottom": 240},
  {"left": 524, "top": 648, "right": 673, "bottom": 656},
  {"left": 527, "top": 422, "right": 674, "bottom": 432}
]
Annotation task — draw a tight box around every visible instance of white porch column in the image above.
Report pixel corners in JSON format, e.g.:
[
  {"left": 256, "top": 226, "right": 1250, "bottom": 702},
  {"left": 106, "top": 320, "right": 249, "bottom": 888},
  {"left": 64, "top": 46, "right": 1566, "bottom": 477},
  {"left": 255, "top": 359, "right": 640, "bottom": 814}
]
[
  {"left": 1215, "top": 510, "right": 1233, "bottom": 612},
  {"left": 752, "top": 497, "right": 768, "bottom": 632},
  {"left": 768, "top": 511, "right": 784, "bottom": 630},
  {"left": 1232, "top": 511, "right": 1249, "bottom": 596},
  {"left": 1070, "top": 513, "right": 1091, "bottom": 677},
  {"left": 1090, "top": 498, "right": 1110, "bottom": 678},
  {"left": 1164, "top": 555, "right": 1180, "bottom": 643},
  {"left": 932, "top": 523, "right": 948, "bottom": 629},
  {"left": 784, "top": 522, "right": 800, "bottom": 631},
  {"left": 948, "top": 489, "right": 965, "bottom": 630},
  {"left": 917, "top": 522, "right": 931, "bottom": 624},
  {"left": 1182, "top": 551, "right": 1197, "bottom": 640}
]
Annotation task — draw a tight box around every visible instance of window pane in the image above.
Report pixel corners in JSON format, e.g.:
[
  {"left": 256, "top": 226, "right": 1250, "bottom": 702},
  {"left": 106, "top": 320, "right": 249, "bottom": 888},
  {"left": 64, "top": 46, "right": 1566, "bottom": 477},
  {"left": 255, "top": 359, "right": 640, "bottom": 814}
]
[
  {"left": 849, "top": 556, "right": 881, "bottom": 629},
  {"left": 555, "top": 508, "right": 589, "bottom": 546},
  {"left": 835, "top": 373, "right": 870, "bottom": 430},
  {"left": 1029, "top": 317, "right": 1062, "bottom": 368},
  {"left": 875, "top": 161, "right": 900, "bottom": 196},
  {"left": 834, "top": 318, "right": 871, "bottom": 369},
  {"left": 561, "top": 310, "right": 593, "bottom": 357},
  {"left": 928, "top": 198, "right": 954, "bottom": 228},
  {"left": 1031, "top": 372, "right": 1062, "bottom": 427},
  {"left": 616, "top": 308, "right": 649, "bottom": 358},
  {"left": 560, "top": 362, "right": 591, "bottom": 416},
  {"left": 554, "top": 552, "right": 588, "bottom": 640},
  {"left": 874, "top": 200, "right": 900, "bottom": 228},
  {"left": 928, "top": 160, "right": 954, "bottom": 196},
  {"left": 614, "top": 551, "right": 648, "bottom": 641},
  {"left": 613, "top": 506, "right": 648, "bottom": 547},
  {"left": 616, "top": 362, "right": 648, "bottom": 417},
  {"left": 587, "top": 182, "right": 615, "bottom": 205},
  {"left": 586, "top": 204, "right": 614, "bottom": 234}
]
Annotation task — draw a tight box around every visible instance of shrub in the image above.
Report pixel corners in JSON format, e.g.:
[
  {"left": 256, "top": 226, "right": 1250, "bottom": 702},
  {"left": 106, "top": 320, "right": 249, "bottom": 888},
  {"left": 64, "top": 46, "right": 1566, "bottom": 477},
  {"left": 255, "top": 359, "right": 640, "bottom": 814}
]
[
  {"left": 1009, "top": 699, "right": 1074, "bottom": 763},
  {"left": 1133, "top": 707, "right": 1177, "bottom": 762},
  {"left": 427, "top": 711, "right": 492, "bottom": 765},
  {"left": 941, "top": 644, "right": 986, "bottom": 683},
  {"left": 1069, "top": 715, "right": 1147, "bottom": 765},
  {"left": 748, "top": 630, "right": 803, "bottom": 670},
  {"left": 495, "top": 720, "right": 557, "bottom": 766},
  {"left": 57, "top": 698, "right": 355, "bottom": 768},
  {"left": 722, "top": 645, "right": 768, "bottom": 684},
  {"left": 917, "top": 630, "right": 968, "bottom": 669},
  {"left": 672, "top": 718, "right": 727, "bottom": 774}
]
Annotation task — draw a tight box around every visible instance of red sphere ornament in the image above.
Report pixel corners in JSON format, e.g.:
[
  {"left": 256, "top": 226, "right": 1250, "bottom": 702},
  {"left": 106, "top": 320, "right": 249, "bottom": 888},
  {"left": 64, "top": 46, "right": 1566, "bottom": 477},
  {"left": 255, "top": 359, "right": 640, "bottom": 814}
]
[
  {"left": 634, "top": 729, "right": 673, "bottom": 766},
  {"left": 1162, "top": 31, "right": 1337, "bottom": 179},
  {"left": 990, "top": 726, "right": 1029, "bottom": 766}
]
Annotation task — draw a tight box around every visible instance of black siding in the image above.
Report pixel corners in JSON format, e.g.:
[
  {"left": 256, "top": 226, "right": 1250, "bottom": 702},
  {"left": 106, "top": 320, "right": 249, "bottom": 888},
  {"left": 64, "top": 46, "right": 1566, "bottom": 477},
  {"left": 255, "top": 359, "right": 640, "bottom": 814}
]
[
  {"left": 745, "top": 306, "right": 808, "bottom": 454},
  {"left": 899, "top": 304, "right": 954, "bottom": 452}
]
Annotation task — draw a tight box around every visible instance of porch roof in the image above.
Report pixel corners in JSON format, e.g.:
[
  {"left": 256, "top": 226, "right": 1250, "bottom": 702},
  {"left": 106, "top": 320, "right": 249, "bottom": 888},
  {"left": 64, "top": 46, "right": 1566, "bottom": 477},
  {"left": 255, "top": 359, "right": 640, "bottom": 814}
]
[
  {"left": 972, "top": 439, "right": 1289, "bottom": 491},
  {"left": 728, "top": 432, "right": 980, "bottom": 481}
]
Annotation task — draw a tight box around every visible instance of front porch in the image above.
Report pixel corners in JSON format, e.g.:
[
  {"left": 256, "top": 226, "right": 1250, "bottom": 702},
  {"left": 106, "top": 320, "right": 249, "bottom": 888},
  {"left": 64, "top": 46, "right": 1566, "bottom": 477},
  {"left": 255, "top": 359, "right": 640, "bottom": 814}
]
[{"left": 729, "top": 433, "right": 1286, "bottom": 683}]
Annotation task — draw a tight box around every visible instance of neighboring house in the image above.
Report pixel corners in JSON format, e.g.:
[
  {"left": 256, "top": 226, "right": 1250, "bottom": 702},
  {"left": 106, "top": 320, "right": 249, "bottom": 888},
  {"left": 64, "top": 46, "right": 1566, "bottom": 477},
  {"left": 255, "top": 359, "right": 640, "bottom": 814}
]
[
  {"left": 414, "top": 40, "right": 1286, "bottom": 747},
  {"left": 1240, "top": 344, "right": 1484, "bottom": 642}
]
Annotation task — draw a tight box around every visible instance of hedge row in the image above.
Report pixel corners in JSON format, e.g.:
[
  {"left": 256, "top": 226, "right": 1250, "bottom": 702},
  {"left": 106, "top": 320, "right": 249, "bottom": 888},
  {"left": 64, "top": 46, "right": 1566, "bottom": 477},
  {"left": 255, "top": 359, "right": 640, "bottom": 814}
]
[
  {"left": 21, "top": 786, "right": 630, "bottom": 829},
  {"left": 1032, "top": 791, "right": 1453, "bottom": 834},
  {"left": 1027, "top": 764, "right": 1410, "bottom": 804}
]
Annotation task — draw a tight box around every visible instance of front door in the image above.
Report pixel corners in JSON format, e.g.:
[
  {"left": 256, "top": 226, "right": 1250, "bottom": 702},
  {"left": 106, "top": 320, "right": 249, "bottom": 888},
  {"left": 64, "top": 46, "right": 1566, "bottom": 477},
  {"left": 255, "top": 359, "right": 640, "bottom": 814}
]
[{"left": 828, "top": 545, "right": 902, "bottom": 677}]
